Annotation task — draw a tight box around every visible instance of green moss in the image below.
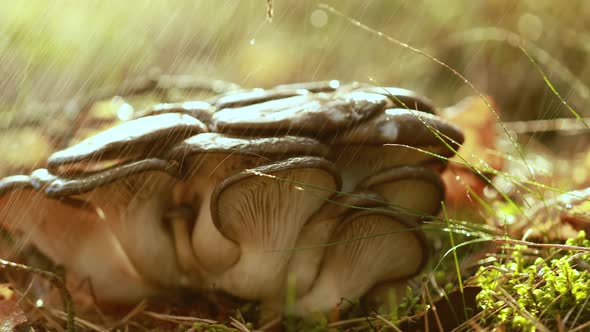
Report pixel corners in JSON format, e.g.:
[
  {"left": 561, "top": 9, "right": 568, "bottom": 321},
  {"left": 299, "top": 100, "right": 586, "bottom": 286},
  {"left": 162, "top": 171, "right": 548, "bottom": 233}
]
[{"left": 475, "top": 231, "right": 590, "bottom": 331}]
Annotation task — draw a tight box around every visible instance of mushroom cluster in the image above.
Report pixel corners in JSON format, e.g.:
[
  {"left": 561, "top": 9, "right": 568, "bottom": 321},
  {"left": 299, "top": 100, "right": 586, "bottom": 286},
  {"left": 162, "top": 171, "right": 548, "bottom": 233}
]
[{"left": 0, "top": 81, "right": 464, "bottom": 315}]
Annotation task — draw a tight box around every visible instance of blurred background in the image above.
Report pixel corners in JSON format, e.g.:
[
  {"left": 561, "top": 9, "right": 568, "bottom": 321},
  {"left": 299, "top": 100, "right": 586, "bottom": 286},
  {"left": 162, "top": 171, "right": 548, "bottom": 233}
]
[{"left": 1, "top": 0, "right": 590, "bottom": 173}]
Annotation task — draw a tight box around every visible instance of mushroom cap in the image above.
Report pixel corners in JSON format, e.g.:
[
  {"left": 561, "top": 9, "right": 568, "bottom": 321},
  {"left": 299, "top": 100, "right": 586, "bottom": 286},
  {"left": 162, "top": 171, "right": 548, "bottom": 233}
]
[
  {"left": 357, "top": 165, "right": 445, "bottom": 221},
  {"left": 292, "top": 209, "right": 428, "bottom": 315},
  {"left": 210, "top": 92, "right": 388, "bottom": 138},
  {"left": 212, "top": 87, "right": 308, "bottom": 109},
  {"left": 47, "top": 113, "right": 207, "bottom": 175},
  {"left": 331, "top": 108, "right": 464, "bottom": 190},
  {"left": 355, "top": 86, "right": 437, "bottom": 114},
  {"left": 167, "top": 133, "right": 330, "bottom": 181},
  {"left": 134, "top": 101, "right": 214, "bottom": 124},
  {"left": 273, "top": 80, "right": 341, "bottom": 93},
  {"left": 288, "top": 190, "right": 385, "bottom": 297},
  {"left": 333, "top": 108, "right": 464, "bottom": 147},
  {"left": 211, "top": 156, "right": 341, "bottom": 299}
]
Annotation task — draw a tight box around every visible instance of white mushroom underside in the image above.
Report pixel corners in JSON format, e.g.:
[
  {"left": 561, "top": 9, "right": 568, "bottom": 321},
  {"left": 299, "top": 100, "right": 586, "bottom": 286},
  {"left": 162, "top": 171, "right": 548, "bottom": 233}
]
[
  {"left": 371, "top": 179, "right": 442, "bottom": 220},
  {"left": 293, "top": 214, "right": 423, "bottom": 314},
  {"left": 334, "top": 145, "right": 447, "bottom": 191},
  {"left": 0, "top": 190, "right": 156, "bottom": 302},
  {"left": 215, "top": 167, "right": 337, "bottom": 300},
  {"left": 84, "top": 172, "right": 184, "bottom": 288}
]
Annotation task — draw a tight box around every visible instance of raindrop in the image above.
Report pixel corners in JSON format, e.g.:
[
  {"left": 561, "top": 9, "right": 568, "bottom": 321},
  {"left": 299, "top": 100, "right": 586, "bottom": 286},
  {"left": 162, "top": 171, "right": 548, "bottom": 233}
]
[
  {"left": 116, "top": 103, "right": 134, "bottom": 121},
  {"left": 518, "top": 13, "right": 543, "bottom": 41},
  {"left": 35, "top": 299, "right": 44, "bottom": 307},
  {"left": 249, "top": 38, "right": 256, "bottom": 46},
  {"left": 310, "top": 9, "right": 328, "bottom": 28}
]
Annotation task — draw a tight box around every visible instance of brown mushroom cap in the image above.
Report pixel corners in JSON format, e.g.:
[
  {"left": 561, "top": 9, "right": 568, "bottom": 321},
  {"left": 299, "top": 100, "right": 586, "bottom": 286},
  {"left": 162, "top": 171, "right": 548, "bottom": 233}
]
[
  {"left": 356, "top": 86, "right": 437, "bottom": 114},
  {"left": 211, "top": 156, "right": 341, "bottom": 300},
  {"left": 166, "top": 133, "right": 329, "bottom": 173},
  {"left": 273, "top": 80, "right": 341, "bottom": 93},
  {"left": 0, "top": 177, "right": 157, "bottom": 302},
  {"left": 331, "top": 108, "right": 464, "bottom": 190},
  {"left": 292, "top": 210, "right": 428, "bottom": 315},
  {"left": 134, "top": 101, "right": 215, "bottom": 124},
  {"left": 333, "top": 108, "right": 464, "bottom": 147},
  {"left": 287, "top": 190, "right": 385, "bottom": 297},
  {"left": 35, "top": 158, "right": 181, "bottom": 197},
  {"left": 212, "top": 88, "right": 308, "bottom": 109},
  {"left": 47, "top": 113, "right": 207, "bottom": 175},
  {"left": 357, "top": 165, "right": 445, "bottom": 221},
  {"left": 210, "top": 92, "right": 388, "bottom": 138}
]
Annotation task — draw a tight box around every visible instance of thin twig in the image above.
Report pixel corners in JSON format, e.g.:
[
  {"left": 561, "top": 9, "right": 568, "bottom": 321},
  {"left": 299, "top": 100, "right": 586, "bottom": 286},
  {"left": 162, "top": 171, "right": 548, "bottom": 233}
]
[{"left": 0, "top": 258, "right": 75, "bottom": 332}]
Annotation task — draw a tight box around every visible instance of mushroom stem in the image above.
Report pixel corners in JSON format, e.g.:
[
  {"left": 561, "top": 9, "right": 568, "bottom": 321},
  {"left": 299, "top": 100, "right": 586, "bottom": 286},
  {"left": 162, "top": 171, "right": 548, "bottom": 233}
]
[
  {"left": 164, "top": 204, "right": 203, "bottom": 285},
  {"left": 190, "top": 182, "right": 241, "bottom": 275}
]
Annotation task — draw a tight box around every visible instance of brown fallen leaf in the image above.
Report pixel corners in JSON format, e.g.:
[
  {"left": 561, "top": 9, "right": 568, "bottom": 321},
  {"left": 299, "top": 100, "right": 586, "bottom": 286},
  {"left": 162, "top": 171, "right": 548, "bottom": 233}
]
[
  {"left": 440, "top": 96, "right": 503, "bottom": 207},
  {"left": 0, "top": 284, "right": 29, "bottom": 331}
]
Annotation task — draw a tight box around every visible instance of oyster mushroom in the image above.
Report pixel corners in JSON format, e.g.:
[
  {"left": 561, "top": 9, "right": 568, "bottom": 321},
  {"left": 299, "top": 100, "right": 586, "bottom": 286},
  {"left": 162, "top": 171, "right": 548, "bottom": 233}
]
[
  {"left": 332, "top": 108, "right": 464, "bottom": 190},
  {"left": 287, "top": 190, "right": 384, "bottom": 297},
  {"left": 211, "top": 86, "right": 309, "bottom": 109},
  {"left": 292, "top": 210, "right": 428, "bottom": 315},
  {"left": 211, "top": 156, "right": 340, "bottom": 300},
  {"left": 357, "top": 165, "right": 445, "bottom": 221},
  {"left": 0, "top": 175, "right": 156, "bottom": 302},
  {"left": 210, "top": 91, "right": 388, "bottom": 138},
  {"left": 134, "top": 101, "right": 215, "bottom": 123},
  {"left": 165, "top": 133, "right": 329, "bottom": 275},
  {"left": 356, "top": 86, "right": 436, "bottom": 114},
  {"left": 34, "top": 159, "right": 188, "bottom": 289},
  {"left": 47, "top": 113, "right": 207, "bottom": 175}
]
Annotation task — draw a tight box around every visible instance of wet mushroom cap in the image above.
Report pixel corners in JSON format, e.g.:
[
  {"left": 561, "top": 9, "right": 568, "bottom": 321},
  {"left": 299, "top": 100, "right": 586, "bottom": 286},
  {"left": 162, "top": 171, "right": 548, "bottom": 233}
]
[
  {"left": 333, "top": 108, "right": 464, "bottom": 148},
  {"left": 357, "top": 165, "right": 445, "bottom": 220},
  {"left": 210, "top": 156, "right": 341, "bottom": 299},
  {"left": 210, "top": 92, "right": 388, "bottom": 137},
  {"left": 212, "top": 87, "right": 308, "bottom": 109},
  {"left": 29, "top": 159, "right": 181, "bottom": 198},
  {"left": 331, "top": 108, "right": 464, "bottom": 190},
  {"left": 134, "top": 101, "right": 215, "bottom": 123},
  {"left": 166, "top": 133, "right": 329, "bottom": 169},
  {"left": 47, "top": 113, "right": 207, "bottom": 175},
  {"left": 356, "top": 86, "right": 437, "bottom": 114},
  {"left": 273, "top": 80, "right": 341, "bottom": 93}
]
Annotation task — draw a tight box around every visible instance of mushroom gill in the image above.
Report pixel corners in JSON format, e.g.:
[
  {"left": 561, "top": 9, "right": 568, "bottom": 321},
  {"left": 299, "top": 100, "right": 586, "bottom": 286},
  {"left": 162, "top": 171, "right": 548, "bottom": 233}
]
[
  {"left": 40, "top": 159, "right": 188, "bottom": 289},
  {"left": 211, "top": 156, "right": 340, "bottom": 300},
  {"left": 166, "top": 133, "right": 329, "bottom": 275},
  {"left": 0, "top": 175, "right": 156, "bottom": 302},
  {"left": 292, "top": 210, "right": 427, "bottom": 315},
  {"left": 287, "top": 190, "right": 384, "bottom": 297},
  {"left": 357, "top": 165, "right": 445, "bottom": 221}
]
